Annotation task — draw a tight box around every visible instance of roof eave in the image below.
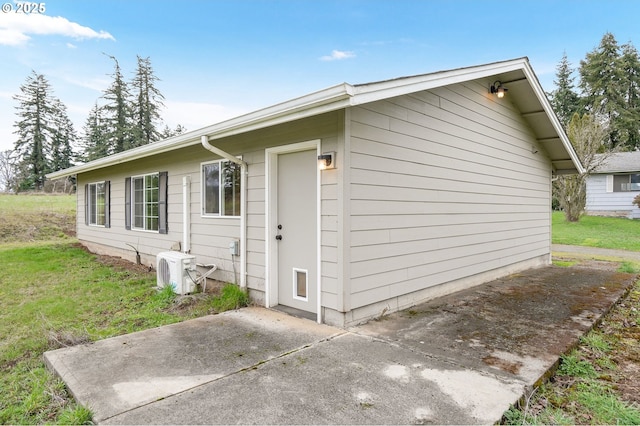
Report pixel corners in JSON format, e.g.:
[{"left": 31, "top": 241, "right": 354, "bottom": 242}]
[
  {"left": 47, "top": 57, "right": 585, "bottom": 179},
  {"left": 519, "top": 63, "right": 585, "bottom": 175},
  {"left": 46, "top": 83, "right": 354, "bottom": 180}
]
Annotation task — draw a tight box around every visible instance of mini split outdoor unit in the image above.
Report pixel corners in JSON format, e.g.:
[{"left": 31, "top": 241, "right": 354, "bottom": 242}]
[{"left": 156, "top": 251, "right": 197, "bottom": 295}]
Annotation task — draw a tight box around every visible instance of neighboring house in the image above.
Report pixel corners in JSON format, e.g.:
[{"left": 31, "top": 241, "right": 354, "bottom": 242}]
[
  {"left": 47, "top": 57, "right": 583, "bottom": 327},
  {"left": 585, "top": 152, "right": 640, "bottom": 219}
]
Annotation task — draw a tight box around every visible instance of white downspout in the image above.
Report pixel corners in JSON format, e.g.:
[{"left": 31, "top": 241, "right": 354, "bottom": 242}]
[
  {"left": 201, "top": 136, "right": 248, "bottom": 288},
  {"left": 182, "top": 176, "right": 191, "bottom": 253}
]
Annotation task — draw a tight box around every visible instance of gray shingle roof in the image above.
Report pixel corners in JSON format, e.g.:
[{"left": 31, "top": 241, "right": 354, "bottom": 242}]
[{"left": 593, "top": 152, "right": 640, "bottom": 173}]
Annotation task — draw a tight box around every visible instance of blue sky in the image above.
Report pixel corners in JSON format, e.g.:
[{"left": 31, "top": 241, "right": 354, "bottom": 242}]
[{"left": 1, "top": 0, "right": 640, "bottom": 153}]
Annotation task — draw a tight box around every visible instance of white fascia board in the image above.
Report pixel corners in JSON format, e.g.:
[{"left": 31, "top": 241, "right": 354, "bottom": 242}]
[
  {"left": 47, "top": 83, "right": 354, "bottom": 180},
  {"left": 520, "top": 62, "right": 585, "bottom": 174},
  {"left": 350, "top": 58, "right": 529, "bottom": 106},
  {"left": 199, "top": 85, "right": 353, "bottom": 140}
]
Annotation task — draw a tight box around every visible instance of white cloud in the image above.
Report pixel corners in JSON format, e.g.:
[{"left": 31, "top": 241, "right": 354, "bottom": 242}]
[
  {"left": 0, "top": 28, "right": 30, "bottom": 46},
  {"left": 320, "top": 49, "right": 356, "bottom": 62},
  {"left": 0, "top": 11, "right": 115, "bottom": 46},
  {"left": 66, "top": 42, "right": 77, "bottom": 49}
]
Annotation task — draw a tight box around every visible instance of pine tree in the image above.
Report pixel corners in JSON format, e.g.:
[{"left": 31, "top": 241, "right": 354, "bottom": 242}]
[
  {"left": 131, "top": 55, "right": 165, "bottom": 147},
  {"left": 579, "top": 33, "right": 625, "bottom": 148},
  {"left": 618, "top": 42, "right": 640, "bottom": 149},
  {"left": 49, "top": 100, "right": 77, "bottom": 171},
  {"left": 82, "top": 103, "right": 110, "bottom": 161},
  {"left": 548, "top": 53, "right": 581, "bottom": 129},
  {"left": 160, "top": 123, "right": 187, "bottom": 139},
  {"left": 13, "top": 71, "right": 57, "bottom": 190},
  {"left": 102, "top": 55, "right": 133, "bottom": 153}
]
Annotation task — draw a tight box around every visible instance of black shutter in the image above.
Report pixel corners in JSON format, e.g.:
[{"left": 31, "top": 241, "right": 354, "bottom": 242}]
[
  {"left": 158, "top": 171, "right": 168, "bottom": 234},
  {"left": 84, "top": 184, "right": 89, "bottom": 226},
  {"left": 104, "top": 181, "right": 111, "bottom": 228},
  {"left": 125, "top": 177, "right": 131, "bottom": 230}
]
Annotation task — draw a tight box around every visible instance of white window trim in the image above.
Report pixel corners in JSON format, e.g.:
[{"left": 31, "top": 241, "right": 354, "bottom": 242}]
[
  {"left": 131, "top": 172, "right": 160, "bottom": 232},
  {"left": 606, "top": 175, "right": 614, "bottom": 193},
  {"left": 87, "top": 181, "right": 106, "bottom": 227},
  {"left": 200, "top": 157, "right": 242, "bottom": 219}
]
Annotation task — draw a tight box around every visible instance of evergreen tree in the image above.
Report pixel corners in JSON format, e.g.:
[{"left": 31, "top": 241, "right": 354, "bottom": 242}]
[
  {"left": 548, "top": 52, "right": 581, "bottom": 129},
  {"left": 160, "top": 123, "right": 187, "bottom": 139},
  {"left": 131, "top": 55, "right": 165, "bottom": 147},
  {"left": 618, "top": 42, "right": 640, "bottom": 149},
  {"left": 102, "top": 55, "right": 133, "bottom": 153},
  {"left": 49, "top": 100, "right": 77, "bottom": 171},
  {"left": 82, "top": 103, "right": 110, "bottom": 161},
  {"left": 13, "top": 71, "right": 57, "bottom": 190},
  {"left": 579, "top": 32, "right": 625, "bottom": 148}
]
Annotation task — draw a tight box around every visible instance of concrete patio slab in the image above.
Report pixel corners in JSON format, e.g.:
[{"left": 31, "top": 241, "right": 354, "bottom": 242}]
[{"left": 45, "top": 260, "right": 636, "bottom": 424}]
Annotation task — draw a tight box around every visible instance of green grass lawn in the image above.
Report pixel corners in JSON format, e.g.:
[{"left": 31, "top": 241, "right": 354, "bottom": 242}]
[
  {"left": 0, "top": 194, "right": 244, "bottom": 424},
  {"left": 552, "top": 211, "right": 640, "bottom": 251},
  {"left": 0, "top": 242, "right": 219, "bottom": 424}
]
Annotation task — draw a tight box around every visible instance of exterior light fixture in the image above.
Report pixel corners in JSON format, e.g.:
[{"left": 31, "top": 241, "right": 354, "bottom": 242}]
[
  {"left": 490, "top": 81, "right": 508, "bottom": 98},
  {"left": 318, "top": 152, "right": 335, "bottom": 170}
]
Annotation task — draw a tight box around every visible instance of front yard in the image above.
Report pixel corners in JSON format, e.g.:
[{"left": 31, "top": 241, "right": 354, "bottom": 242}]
[
  {"left": 1, "top": 195, "right": 639, "bottom": 424},
  {"left": 0, "top": 194, "right": 243, "bottom": 424}
]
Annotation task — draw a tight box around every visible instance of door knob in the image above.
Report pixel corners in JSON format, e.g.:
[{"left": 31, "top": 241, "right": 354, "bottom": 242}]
[{"left": 275, "top": 234, "right": 282, "bottom": 241}]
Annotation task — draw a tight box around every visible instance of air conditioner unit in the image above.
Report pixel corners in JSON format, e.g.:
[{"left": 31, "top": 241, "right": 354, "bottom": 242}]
[{"left": 156, "top": 251, "right": 196, "bottom": 295}]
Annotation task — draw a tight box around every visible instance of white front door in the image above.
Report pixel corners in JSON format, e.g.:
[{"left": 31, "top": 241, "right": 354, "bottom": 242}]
[{"left": 275, "top": 148, "right": 318, "bottom": 313}]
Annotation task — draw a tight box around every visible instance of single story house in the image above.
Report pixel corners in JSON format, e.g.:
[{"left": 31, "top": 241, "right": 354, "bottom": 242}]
[
  {"left": 47, "top": 57, "right": 583, "bottom": 327},
  {"left": 585, "top": 152, "right": 640, "bottom": 219}
]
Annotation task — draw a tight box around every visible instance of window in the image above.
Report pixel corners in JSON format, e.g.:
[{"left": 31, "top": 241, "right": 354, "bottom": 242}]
[
  {"left": 613, "top": 174, "right": 640, "bottom": 192},
  {"left": 133, "top": 174, "right": 159, "bottom": 230},
  {"left": 125, "top": 172, "right": 168, "bottom": 233},
  {"left": 85, "top": 181, "right": 110, "bottom": 227},
  {"left": 202, "top": 160, "right": 241, "bottom": 217}
]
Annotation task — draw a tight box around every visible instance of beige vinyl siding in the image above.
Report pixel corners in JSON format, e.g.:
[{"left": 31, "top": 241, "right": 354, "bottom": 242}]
[
  {"left": 77, "top": 146, "right": 242, "bottom": 283},
  {"left": 348, "top": 81, "right": 551, "bottom": 310},
  {"left": 236, "top": 111, "right": 343, "bottom": 302},
  {"left": 76, "top": 112, "right": 343, "bottom": 303}
]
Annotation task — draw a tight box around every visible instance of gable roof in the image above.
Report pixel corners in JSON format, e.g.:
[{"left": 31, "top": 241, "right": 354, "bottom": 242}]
[
  {"left": 47, "top": 57, "right": 583, "bottom": 179},
  {"left": 593, "top": 152, "right": 640, "bottom": 173}
]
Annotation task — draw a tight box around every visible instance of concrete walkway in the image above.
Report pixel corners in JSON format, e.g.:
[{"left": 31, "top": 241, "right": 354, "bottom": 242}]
[
  {"left": 553, "top": 244, "right": 640, "bottom": 262},
  {"left": 44, "top": 248, "right": 637, "bottom": 425}
]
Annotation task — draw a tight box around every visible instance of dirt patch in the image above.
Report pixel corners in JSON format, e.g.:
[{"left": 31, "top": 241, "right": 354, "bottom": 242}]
[
  {"left": 554, "top": 256, "right": 622, "bottom": 271},
  {"left": 81, "top": 246, "right": 156, "bottom": 276}
]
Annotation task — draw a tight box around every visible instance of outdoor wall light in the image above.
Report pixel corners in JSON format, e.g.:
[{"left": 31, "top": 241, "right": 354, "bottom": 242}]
[
  {"left": 490, "top": 81, "right": 508, "bottom": 98},
  {"left": 318, "top": 152, "right": 336, "bottom": 170}
]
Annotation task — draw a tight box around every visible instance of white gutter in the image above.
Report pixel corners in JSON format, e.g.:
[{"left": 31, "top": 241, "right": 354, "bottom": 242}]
[
  {"left": 201, "top": 136, "right": 248, "bottom": 288},
  {"left": 46, "top": 84, "right": 352, "bottom": 180},
  {"left": 201, "top": 136, "right": 248, "bottom": 168}
]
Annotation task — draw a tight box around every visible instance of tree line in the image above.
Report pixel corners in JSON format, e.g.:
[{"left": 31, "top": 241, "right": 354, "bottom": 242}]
[
  {"left": 548, "top": 32, "right": 640, "bottom": 221},
  {"left": 2, "top": 32, "right": 638, "bottom": 202},
  {"left": 2, "top": 55, "right": 185, "bottom": 192}
]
